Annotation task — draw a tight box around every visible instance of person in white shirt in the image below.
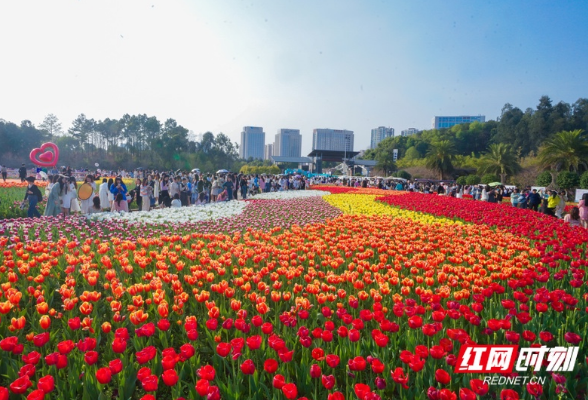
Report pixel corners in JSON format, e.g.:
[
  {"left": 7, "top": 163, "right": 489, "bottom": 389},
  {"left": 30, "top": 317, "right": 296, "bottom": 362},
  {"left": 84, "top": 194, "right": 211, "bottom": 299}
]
[
  {"left": 171, "top": 193, "right": 182, "bottom": 208},
  {"left": 98, "top": 178, "right": 110, "bottom": 210}
]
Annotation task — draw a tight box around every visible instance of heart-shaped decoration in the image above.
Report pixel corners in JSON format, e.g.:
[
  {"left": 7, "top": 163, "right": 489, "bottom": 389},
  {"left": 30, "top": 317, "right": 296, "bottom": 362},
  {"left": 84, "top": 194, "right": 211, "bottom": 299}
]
[
  {"left": 39, "top": 151, "right": 54, "bottom": 162},
  {"left": 29, "top": 142, "right": 60, "bottom": 167}
]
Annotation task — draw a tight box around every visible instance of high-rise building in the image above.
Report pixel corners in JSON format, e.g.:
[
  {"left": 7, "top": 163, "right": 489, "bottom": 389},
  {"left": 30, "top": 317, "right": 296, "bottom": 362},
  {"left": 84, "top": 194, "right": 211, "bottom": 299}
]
[
  {"left": 400, "top": 128, "right": 420, "bottom": 137},
  {"left": 274, "top": 129, "right": 302, "bottom": 158},
  {"left": 370, "top": 127, "right": 394, "bottom": 149},
  {"left": 312, "top": 129, "right": 354, "bottom": 152},
  {"left": 240, "top": 126, "right": 265, "bottom": 160},
  {"left": 264, "top": 144, "right": 274, "bottom": 160},
  {"left": 432, "top": 115, "right": 485, "bottom": 130}
]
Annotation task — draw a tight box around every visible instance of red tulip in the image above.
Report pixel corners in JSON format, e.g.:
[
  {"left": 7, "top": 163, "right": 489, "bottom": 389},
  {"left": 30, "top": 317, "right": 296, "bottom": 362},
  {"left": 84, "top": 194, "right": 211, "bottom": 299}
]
[
  {"left": 310, "top": 364, "right": 321, "bottom": 378},
  {"left": 10, "top": 375, "right": 33, "bottom": 394},
  {"left": 68, "top": 317, "right": 81, "bottom": 330},
  {"left": 439, "top": 389, "right": 457, "bottom": 400},
  {"left": 96, "top": 368, "right": 112, "bottom": 384},
  {"left": 348, "top": 356, "right": 367, "bottom": 371},
  {"left": 157, "top": 319, "right": 171, "bottom": 331},
  {"left": 207, "top": 385, "right": 220, "bottom": 400},
  {"left": 326, "top": 354, "right": 340, "bottom": 368},
  {"left": 500, "top": 389, "right": 519, "bottom": 400},
  {"left": 392, "top": 367, "right": 409, "bottom": 389},
  {"left": 112, "top": 338, "right": 127, "bottom": 353},
  {"left": 84, "top": 351, "right": 99, "bottom": 365},
  {"left": 240, "top": 359, "right": 255, "bottom": 375},
  {"left": 142, "top": 375, "right": 158, "bottom": 392},
  {"left": 282, "top": 383, "right": 298, "bottom": 400},
  {"left": 435, "top": 369, "right": 451, "bottom": 385},
  {"left": 354, "top": 383, "right": 372, "bottom": 400},
  {"left": 273, "top": 374, "right": 285, "bottom": 389},
  {"left": 459, "top": 388, "right": 476, "bottom": 400},
  {"left": 539, "top": 331, "right": 554, "bottom": 342},
  {"left": 371, "top": 359, "right": 385, "bottom": 374},
  {"left": 0, "top": 387, "right": 8, "bottom": 400},
  {"left": 322, "top": 374, "right": 335, "bottom": 390},
  {"left": 37, "top": 375, "right": 54, "bottom": 393},
  {"left": 311, "top": 348, "right": 325, "bottom": 361},
  {"left": 109, "top": 359, "right": 123, "bottom": 375},
  {"left": 162, "top": 370, "right": 179, "bottom": 386},
  {"left": 278, "top": 349, "right": 293, "bottom": 363},
  {"left": 470, "top": 379, "right": 488, "bottom": 395},
  {"left": 328, "top": 392, "right": 345, "bottom": 400},
  {"left": 57, "top": 340, "right": 75, "bottom": 355},
  {"left": 564, "top": 332, "right": 581, "bottom": 344},
  {"left": 408, "top": 316, "right": 423, "bottom": 329},
  {"left": 22, "top": 351, "right": 41, "bottom": 365},
  {"left": 216, "top": 342, "right": 231, "bottom": 357},
  {"left": 264, "top": 359, "right": 278, "bottom": 373},
  {"left": 33, "top": 332, "right": 50, "bottom": 347},
  {"left": 26, "top": 389, "right": 45, "bottom": 400},
  {"left": 197, "top": 365, "right": 215, "bottom": 381},
  {"left": 196, "top": 378, "right": 210, "bottom": 396},
  {"left": 526, "top": 382, "right": 543, "bottom": 397},
  {"left": 19, "top": 364, "right": 35, "bottom": 378},
  {"left": 137, "top": 367, "right": 152, "bottom": 382}
]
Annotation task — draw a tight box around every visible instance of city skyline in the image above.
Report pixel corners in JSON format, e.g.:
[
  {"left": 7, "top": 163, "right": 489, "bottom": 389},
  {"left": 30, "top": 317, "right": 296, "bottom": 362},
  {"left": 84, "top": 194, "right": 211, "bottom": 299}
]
[{"left": 1, "top": 1, "right": 587, "bottom": 155}]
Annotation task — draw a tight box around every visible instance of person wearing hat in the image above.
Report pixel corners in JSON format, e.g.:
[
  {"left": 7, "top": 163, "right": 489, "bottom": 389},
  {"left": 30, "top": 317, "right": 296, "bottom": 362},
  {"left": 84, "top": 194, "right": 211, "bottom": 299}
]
[
  {"left": 22, "top": 176, "right": 43, "bottom": 218},
  {"left": 18, "top": 163, "right": 27, "bottom": 182}
]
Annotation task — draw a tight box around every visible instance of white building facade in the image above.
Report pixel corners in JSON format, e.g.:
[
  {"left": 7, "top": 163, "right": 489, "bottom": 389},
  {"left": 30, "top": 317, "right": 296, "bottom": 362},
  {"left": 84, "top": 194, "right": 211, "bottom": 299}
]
[
  {"left": 274, "top": 129, "right": 302, "bottom": 158},
  {"left": 370, "top": 127, "right": 394, "bottom": 149},
  {"left": 312, "top": 129, "right": 354, "bottom": 152},
  {"left": 240, "top": 126, "right": 265, "bottom": 160},
  {"left": 400, "top": 128, "right": 421, "bottom": 137}
]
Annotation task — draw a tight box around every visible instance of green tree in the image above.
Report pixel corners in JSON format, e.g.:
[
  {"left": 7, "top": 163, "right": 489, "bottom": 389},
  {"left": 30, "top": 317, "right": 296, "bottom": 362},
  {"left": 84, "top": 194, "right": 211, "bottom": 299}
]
[
  {"left": 39, "top": 114, "right": 63, "bottom": 138},
  {"left": 580, "top": 171, "right": 588, "bottom": 189},
  {"left": 456, "top": 176, "right": 467, "bottom": 185},
  {"left": 538, "top": 129, "right": 588, "bottom": 186},
  {"left": 425, "top": 140, "right": 456, "bottom": 179},
  {"left": 481, "top": 174, "right": 500, "bottom": 184},
  {"left": 536, "top": 171, "right": 552, "bottom": 186},
  {"left": 556, "top": 171, "right": 580, "bottom": 189},
  {"left": 476, "top": 143, "right": 521, "bottom": 184},
  {"left": 465, "top": 175, "right": 481, "bottom": 185}
]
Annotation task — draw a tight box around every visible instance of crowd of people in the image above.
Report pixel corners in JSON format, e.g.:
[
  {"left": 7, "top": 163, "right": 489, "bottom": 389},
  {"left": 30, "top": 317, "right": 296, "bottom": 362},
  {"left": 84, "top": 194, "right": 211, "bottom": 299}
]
[{"left": 26, "top": 169, "right": 309, "bottom": 218}]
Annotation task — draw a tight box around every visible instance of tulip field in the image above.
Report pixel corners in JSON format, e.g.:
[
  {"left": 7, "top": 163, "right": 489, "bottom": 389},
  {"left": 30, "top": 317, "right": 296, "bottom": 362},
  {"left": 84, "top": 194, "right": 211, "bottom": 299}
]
[{"left": 0, "top": 187, "right": 587, "bottom": 400}]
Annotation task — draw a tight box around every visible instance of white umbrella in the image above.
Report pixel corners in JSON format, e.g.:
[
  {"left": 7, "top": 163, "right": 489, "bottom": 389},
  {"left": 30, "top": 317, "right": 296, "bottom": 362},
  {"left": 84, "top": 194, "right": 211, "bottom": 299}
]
[{"left": 216, "top": 169, "right": 229, "bottom": 174}]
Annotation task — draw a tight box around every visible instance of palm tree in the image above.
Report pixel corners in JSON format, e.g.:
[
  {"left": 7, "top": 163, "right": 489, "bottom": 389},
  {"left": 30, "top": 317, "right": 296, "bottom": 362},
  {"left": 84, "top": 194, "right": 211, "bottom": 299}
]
[
  {"left": 538, "top": 130, "right": 588, "bottom": 187},
  {"left": 425, "top": 140, "right": 456, "bottom": 180},
  {"left": 477, "top": 143, "right": 521, "bottom": 184}
]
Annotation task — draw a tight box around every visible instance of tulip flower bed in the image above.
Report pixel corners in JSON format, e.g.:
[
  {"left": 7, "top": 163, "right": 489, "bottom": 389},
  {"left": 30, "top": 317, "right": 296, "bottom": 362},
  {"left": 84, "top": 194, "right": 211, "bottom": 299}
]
[
  {"left": 0, "top": 191, "right": 587, "bottom": 400},
  {"left": 0, "top": 187, "right": 47, "bottom": 220}
]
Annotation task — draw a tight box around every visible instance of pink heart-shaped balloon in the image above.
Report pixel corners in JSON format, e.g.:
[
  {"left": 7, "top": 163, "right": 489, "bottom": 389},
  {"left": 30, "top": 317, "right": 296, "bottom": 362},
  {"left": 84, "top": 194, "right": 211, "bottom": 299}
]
[
  {"left": 39, "top": 151, "right": 53, "bottom": 162},
  {"left": 30, "top": 142, "right": 60, "bottom": 167}
]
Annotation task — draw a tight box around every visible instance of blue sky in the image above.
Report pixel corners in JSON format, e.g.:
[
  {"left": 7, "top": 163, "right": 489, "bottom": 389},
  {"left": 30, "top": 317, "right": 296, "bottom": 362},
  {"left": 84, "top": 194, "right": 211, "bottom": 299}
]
[{"left": 0, "top": 0, "right": 587, "bottom": 154}]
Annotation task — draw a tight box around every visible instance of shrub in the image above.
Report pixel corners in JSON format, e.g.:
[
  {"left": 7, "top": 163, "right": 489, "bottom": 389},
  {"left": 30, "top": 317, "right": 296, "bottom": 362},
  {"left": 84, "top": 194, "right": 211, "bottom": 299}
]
[
  {"left": 580, "top": 171, "right": 588, "bottom": 189},
  {"left": 394, "top": 170, "right": 412, "bottom": 180},
  {"left": 536, "top": 171, "right": 552, "bottom": 187},
  {"left": 465, "top": 175, "right": 481, "bottom": 185},
  {"left": 456, "top": 176, "right": 467, "bottom": 185},
  {"left": 556, "top": 171, "right": 580, "bottom": 189},
  {"left": 481, "top": 174, "right": 499, "bottom": 184}
]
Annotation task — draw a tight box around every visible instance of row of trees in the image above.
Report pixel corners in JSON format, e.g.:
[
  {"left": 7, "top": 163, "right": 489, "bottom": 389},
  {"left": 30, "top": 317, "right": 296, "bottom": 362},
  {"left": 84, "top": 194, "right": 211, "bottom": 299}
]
[
  {"left": 0, "top": 114, "right": 243, "bottom": 172},
  {"left": 363, "top": 96, "right": 588, "bottom": 186}
]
